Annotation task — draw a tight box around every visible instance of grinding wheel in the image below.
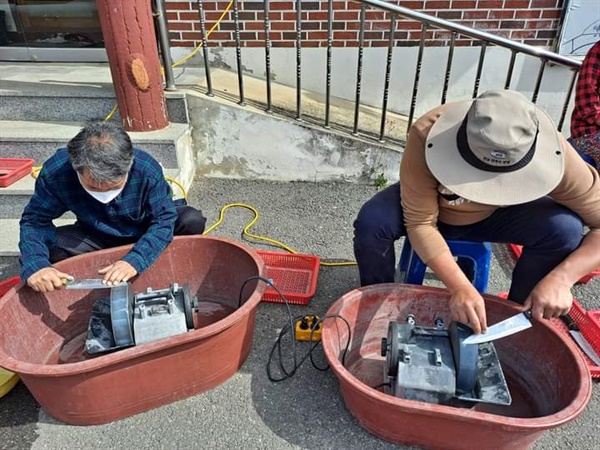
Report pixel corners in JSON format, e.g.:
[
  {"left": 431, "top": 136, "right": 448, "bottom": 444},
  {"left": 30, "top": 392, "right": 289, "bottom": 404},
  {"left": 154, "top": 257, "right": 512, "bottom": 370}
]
[
  {"left": 448, "top": 322, "right": 479, "bottom": 395},
  {"left": 110, "top": 284, "right": 135, "bottom": 347}
]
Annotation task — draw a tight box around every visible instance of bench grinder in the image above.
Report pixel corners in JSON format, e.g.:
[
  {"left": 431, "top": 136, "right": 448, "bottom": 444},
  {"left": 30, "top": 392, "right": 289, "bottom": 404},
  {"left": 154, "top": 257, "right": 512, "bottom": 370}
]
[
  {"left": 85, "top": 283, "right": 197, "bottom": 354},
  {"left": 380, "top": 315, "right": 512, "bottom": 406}
]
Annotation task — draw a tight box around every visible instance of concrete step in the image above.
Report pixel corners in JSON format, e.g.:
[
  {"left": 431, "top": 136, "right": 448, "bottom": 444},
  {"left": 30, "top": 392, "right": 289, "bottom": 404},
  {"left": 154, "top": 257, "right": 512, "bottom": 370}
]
[
  {"left": 0, "top": 63, "right": 189, "bottom": 123},
  {"left": 0, "top": 168, "right": 182, "bottom": 219},
  {"left": 0, "top": 120, "right": 191, "bottom": 168},
  {"left": 0, "top": 91, "right": 189, "bottom": 124},
  {"left": 0, "top": 218, "right": 76, "bottom": 257}
]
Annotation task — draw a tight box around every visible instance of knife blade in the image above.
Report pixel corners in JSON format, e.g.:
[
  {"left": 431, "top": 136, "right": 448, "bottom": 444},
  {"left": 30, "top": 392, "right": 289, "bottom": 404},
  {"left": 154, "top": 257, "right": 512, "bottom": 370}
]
[
  {"left": 559, "top": 315, "right": 600, "bottom": 366},
  {"left": 463, "top": 310, "right": 533, "bottom": 345},
  {"left": 64, "top": 279, "right": 126, "bottom": 290}
]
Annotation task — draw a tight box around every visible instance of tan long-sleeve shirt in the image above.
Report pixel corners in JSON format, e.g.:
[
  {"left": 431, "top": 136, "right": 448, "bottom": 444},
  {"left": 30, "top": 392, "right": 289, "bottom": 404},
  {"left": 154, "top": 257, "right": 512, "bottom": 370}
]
[{"left": 400, "top": 104, "right": 600, "bottom": 263}]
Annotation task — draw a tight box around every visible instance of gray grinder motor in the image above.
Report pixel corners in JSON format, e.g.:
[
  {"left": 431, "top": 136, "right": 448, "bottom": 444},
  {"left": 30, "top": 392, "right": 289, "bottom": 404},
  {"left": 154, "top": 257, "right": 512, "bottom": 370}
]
[
  {"left": 380, "top": 315, "right": 512, "bottom": 406},
  {"left": 85, "top": 283, "right": 198, "bottom": 354}
]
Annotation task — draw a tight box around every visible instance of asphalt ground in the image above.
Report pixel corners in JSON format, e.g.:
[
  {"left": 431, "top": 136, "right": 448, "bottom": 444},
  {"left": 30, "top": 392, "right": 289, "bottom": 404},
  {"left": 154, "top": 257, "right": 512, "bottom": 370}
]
[{"left": 1, "top": 178, "right": 599, "bottom": 450}]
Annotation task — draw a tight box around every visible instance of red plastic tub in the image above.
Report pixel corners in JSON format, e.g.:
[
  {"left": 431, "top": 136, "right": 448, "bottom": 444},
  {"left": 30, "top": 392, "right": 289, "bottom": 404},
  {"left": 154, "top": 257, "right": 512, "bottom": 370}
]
[
  {"left": 0, "top": 158, "right": 34, "bottom": 187},
  {"left": 322, "top": 284, "right": 592, "bottom": 450},
  {"left": 0, "top": 236, "right": 266, "bottom": 425}
]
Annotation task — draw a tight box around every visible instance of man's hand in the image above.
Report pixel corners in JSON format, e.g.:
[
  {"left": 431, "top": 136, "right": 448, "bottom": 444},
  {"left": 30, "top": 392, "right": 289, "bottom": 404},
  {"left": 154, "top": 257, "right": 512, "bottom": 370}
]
[
  {"left": 448, "top": 285, "right": 488, "bottom": 334},
  {"left": 98, "top": 260, "right": 137, "bottom": 285},
  {"left": 522, "top": 273, "right": 573, "bottom": 320},
  {"left": 27, "top": 267, "right": 73, "bottom": 293}
]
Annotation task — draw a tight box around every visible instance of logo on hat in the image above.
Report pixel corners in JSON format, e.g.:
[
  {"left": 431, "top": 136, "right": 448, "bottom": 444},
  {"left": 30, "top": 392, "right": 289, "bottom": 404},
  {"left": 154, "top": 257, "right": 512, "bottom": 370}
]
[{"left": 490, "top": 151, "right": 507, "bottom": 159}]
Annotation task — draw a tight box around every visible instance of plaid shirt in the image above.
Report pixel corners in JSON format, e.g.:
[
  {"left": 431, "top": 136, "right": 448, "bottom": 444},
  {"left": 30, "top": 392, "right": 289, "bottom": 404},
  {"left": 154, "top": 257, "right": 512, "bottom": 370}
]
[
  {"left": 19, "top": 148, "right": 177, "bottom": 281},
  {"left": 571, "top": 40, "right": 600, "bottom": 139}
]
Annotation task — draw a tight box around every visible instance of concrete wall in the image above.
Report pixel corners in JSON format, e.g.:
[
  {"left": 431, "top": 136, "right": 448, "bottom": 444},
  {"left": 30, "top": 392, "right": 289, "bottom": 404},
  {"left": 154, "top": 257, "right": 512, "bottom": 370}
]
[
  {"left": 173, "top": 46, "right": 577, "bottom": 134},
  {"left": 187, "top": 92, "right": 402, "bottom": 183}
]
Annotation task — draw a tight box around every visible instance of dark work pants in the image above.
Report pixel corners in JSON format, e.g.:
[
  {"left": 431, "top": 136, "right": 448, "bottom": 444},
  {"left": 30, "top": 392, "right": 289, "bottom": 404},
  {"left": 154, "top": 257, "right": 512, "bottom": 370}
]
[
  {"left": 49, "top": 206, "right": 207, "bottom": 263},
  {"left": 353, "top": 183, "right": 584, "bottom": 303}
]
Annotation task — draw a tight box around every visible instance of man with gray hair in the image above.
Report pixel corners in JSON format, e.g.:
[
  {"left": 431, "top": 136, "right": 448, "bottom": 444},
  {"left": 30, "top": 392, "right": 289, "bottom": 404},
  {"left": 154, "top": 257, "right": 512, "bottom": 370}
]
[{"left": 19, "top": 120, "right": 206, "bottom": 292}]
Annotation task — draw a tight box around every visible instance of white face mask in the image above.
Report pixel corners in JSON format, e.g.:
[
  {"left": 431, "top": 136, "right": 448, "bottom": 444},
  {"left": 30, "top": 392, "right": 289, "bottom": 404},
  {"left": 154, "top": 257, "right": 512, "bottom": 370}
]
[{"left": 78, "top": 174, "right": 126, "bottom": 204}]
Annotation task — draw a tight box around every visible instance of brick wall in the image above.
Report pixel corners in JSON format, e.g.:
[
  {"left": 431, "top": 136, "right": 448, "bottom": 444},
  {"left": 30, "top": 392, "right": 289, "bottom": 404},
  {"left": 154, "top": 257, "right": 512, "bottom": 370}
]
[{"left": 165, "top": 0, "right": 564, "bottom": 48}]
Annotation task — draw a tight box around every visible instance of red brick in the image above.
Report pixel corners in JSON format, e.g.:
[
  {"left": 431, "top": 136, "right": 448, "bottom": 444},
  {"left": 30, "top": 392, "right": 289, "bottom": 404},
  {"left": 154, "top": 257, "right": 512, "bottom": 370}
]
[
  {"left": 510, "top": 30, "right": 536, "bottom": 39},
  {"left": 181, "top": 31, "right": 204, "bottom": 40},
  {"left": 170, "top": 22, "right": 194, "bottom": 31},
  {"left": 334, "top": 31, "right": 359, "bottom": 40},
  {"left": 536, "top": 30, "right": 557, "bottom": 39},
  {"left": 370, "top": 20, "right": 391, "bottom": 30},
  {"left": 476, "top": 0, "right": 503, "bottom": 8},
  {"left": 167, "top": 2, "right": 194, "bottom": 11},
  {"left": 531, "top": 0, "right": 560, "bottom": 7},
  {"left": 303, "top": 41, "right": 321, "bottom": 47},
  {"left": 515, "top": 10, "right": 541, "bottom": 19},
  {"left": 489, "top": 10, "right": 514, "bottom": 19},
  {"left": 246, "top": 22, "right": 266, "bottom": 31},
  {"left": 370, "top": 40, "right": 390, "bottom": 47},
  {"left": 333, "top": 11, "right": 360, "bottom": 20},
  {"left": 271, "top": 21, "right": 296, "bottom": 30},
  {"left": 365, "top": 10, "right": 387, "bottom": 21},
  {"left": 272, "top": 41, "right": 295, "bottom": 47},
  {"left": 332, "top": 1, "right": 347, "bottom": 10},
  {"left": 364, "top": 31, "right": 384, "bottom": 40},
  {"left": 451, "top": 1, "right": 477, "bottom": 7},
  {"left": 346, "top": 22, "right": 361, "bottom": 30},
  {"left": 271, "top": 2, "right": 294, "bottom": 11},
  {"left": 205, "top": 11, "right": 230, "bottom": 21},
  {"left": 425, "top": 1, "right": 451, "bottom": 8},
  {"left": 166, "top": 12, "right": 178, "bottom": 21},
  {"left": 437, "top": 11, "right": 462, "bottom": 20},
  {"left": 504, "top": 0, "right": 530, "bottom": 8},
  {"left": 397, "top": 21, "right": 423, "bottom": 30},
  {"left": 500, "top": 20, "right": 526, "bottom": 29},
  {"left": 400, "top": 1, "right": 426, "bottom": 8},
  {"left": 309, "top": 12, "right": 329, "bottom": 21},
  {"left": 238, "top": 32, "right": 256, "bottom": 40},
  {"left": 307, "top": 31, "right": 329, "bottom": 40},
  {"left": 246, "top": 41, "right": 266, "bottom": 47},
  {"left": 476, "top": 20, "right": 500, "bottom": 29},
  {"left": 526, "top": 20, "right": 555, "bottom": 29},
  {"left": 464, "top": 11, "right": 488, "bottom": 19},
  {"left": 283, "top": 12, "right": 307, "bottom": 20},
  {"left": 238, "top": 12, "right": 257, "bottom": 20},
  {"left": 173, "top": 41, "right": 196, "bottom": 47},
  {"left": 178, "top": 12, "right": 199, "bottom": 21},
  {"left": 541, "top": 10, "right": 561, "bottom": 19},
  {"left": 196, "top": 31, "right": 230, "bottom": 40}
]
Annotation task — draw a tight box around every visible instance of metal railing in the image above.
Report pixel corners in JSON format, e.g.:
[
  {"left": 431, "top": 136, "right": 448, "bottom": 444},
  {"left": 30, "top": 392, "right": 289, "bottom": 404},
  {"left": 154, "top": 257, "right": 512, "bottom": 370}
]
[{"left": 159, "top": 0, "right": 582, "bottom": 143}]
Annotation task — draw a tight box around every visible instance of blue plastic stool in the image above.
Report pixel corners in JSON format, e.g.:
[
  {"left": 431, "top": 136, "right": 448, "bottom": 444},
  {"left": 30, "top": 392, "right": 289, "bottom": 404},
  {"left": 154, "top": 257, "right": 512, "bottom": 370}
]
[{"left": 396, "top": 239, "right": 492, "bottom": 293}]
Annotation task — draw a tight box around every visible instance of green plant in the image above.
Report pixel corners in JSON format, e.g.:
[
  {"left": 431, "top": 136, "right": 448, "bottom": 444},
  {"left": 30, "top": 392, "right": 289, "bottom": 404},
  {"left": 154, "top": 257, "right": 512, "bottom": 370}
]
[{"left": 374, "top": 172, "right": 388, "bottom": 190}]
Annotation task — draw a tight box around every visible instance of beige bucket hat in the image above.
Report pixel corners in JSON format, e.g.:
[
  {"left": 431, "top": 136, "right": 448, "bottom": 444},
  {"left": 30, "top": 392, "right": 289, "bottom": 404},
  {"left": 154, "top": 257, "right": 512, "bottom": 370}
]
[{"left": 425, "top": 90, "right": 565, "bottom": 206}]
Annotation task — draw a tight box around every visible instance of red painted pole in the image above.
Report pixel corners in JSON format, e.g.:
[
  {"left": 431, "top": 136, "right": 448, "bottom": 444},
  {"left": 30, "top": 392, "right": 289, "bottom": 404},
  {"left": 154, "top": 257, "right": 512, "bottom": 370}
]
[{"left": 95, "top": 0, "right": 169, "bottom": 131}]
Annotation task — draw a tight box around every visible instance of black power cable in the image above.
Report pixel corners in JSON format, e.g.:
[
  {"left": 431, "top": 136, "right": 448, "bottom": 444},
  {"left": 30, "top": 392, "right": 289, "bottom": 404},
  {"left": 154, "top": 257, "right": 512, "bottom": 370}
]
[{"left": 237, "top": 275, "right": 352, "bottom": 383}]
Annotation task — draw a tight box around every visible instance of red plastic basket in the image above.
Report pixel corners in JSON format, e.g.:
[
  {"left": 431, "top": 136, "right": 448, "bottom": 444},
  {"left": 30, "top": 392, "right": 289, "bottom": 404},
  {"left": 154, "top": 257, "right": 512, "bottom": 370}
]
[
  {"left": 257, "top": 250, "right": 320, "bottom": 305},
  {"left": 0, "top": 158, "right": 34, "bottom": 188},
  {"left": 509, "top": 243, "right": 600, "bottom": 284},
  {"left": 551, "top": 300, "right": 600, "bottom": 379},
  {"left": 0, "top": 276, "right": 20, "bottom": 298}
]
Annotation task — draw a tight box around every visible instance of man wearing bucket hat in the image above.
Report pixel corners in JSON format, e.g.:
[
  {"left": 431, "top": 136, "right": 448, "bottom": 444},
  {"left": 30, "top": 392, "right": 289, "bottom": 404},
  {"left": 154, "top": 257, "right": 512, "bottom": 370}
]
[{"left": 353, "top": 90, "right": 600, "bottom": 334}]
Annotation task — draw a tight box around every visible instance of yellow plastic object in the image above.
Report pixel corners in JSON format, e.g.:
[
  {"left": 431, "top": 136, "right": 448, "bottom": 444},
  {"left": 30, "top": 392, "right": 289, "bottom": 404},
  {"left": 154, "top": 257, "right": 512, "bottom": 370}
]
[
  {"left": 294, "top": 315, "right": 322, "bottom": 342},
  {"left": 0, "top": 367, "right": 19, "bottom": 398}
]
